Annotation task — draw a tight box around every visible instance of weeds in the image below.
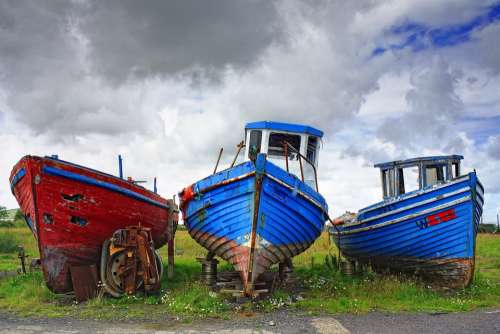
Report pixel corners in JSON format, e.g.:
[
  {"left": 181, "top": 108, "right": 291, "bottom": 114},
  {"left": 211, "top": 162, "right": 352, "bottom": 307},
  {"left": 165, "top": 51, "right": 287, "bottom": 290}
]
[
  {"left": 0, "top": 231, "right": 19, "bottom": 253},
  {"left": 0, "top": 229, "right": 499, "bottom": 319}
]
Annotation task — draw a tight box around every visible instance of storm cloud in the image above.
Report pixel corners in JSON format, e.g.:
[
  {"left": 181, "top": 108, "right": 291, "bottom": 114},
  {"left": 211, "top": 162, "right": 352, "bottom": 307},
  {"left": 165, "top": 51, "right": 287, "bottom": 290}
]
[
  {"left": 79, "top": 0, "right": 282, "bottom": 84},
  {"left": 1, "top": 0, "right": 499, "bottom": 221}
]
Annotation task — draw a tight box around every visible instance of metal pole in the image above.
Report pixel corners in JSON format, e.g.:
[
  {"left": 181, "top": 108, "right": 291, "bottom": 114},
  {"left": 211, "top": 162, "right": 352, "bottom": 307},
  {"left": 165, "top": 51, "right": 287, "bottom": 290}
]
[
  {"left": 118, "top": 155, "right": 123, "bottom": 179},
  {"left": 18, "top": 246, "right": 26, "bottom": 274},
  {"left": 154, "top": 177, "right": 157, "bottom": 194},
  {"left": 213, "top": 148, "right": 223, "bottom": 174},
  {"left": 314, "top": 166, "right": 319, "bottom": 193},
  {"left": 284, "top": 142, "right": 289, "bottom": 172},
  {"left": 230, "top": 141, "right": 245, "bottom": 168},
  {"left": 298, "top": 155, "right": 304, "bottom": 182}
]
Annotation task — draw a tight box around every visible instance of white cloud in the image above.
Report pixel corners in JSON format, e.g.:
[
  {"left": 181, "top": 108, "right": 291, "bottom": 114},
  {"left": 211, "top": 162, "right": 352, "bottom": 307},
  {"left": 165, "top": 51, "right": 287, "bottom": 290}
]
[{"left": 0, "top": 0, "right": 499, "bottom": 224}]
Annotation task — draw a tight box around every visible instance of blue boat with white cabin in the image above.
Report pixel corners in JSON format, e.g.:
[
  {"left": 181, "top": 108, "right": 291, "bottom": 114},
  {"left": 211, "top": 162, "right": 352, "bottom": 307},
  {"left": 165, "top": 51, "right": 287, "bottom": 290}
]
[
  {"left": 180, "top": 121, "right": 328, "bottom": 295},
  {"left": 330, "top": 155, "right": 484, "bottom": 288}
]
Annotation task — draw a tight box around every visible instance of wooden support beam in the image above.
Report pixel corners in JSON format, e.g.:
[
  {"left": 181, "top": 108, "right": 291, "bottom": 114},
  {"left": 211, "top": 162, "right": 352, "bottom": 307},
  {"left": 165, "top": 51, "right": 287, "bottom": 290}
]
[{"left": 167, "top": 199, "right": 175, "bottom": 280}]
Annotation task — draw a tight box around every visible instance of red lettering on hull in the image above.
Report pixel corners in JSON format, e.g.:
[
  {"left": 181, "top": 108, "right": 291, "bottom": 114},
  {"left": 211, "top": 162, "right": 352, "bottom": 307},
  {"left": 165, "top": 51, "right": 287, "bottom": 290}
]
[{"left": 426, "top": 208, "right": 456, "bottom": 226}]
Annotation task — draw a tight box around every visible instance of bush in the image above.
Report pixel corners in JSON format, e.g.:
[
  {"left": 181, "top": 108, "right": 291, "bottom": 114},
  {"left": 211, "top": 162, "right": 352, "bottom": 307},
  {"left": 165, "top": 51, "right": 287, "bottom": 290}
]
[
  {"left": 479, "top": 224, "right": 498, "bottom": 234},
  {"left": 0, "top": 206, "right": 7, "bottom": 220},
  {"left": 0, "top": 210, "right": 26, "bottom": 228},
  {"left": 14, "top": 209, "right": 24, "bottom": 222},
  {"left": 0, "top": 232, "right": 19, "bottom": 253},
  {"left": 0, "top": 221, "right": 15, "bottom": 228}
]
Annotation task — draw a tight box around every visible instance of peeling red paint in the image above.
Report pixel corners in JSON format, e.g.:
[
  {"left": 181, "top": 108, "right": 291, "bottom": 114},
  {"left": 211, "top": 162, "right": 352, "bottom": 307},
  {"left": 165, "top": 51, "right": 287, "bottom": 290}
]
[
  {"left": 9, "top": 155, "right": 175, "bottom": 293},
  {"left": 179, "top": 185, "right": 195, "bottom": 213}
]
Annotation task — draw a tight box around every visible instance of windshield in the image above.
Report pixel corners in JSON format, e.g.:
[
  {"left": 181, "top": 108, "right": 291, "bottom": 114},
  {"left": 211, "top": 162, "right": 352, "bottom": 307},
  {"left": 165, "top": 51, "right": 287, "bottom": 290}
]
[{"left": 268, "top": 132, "right": 300, "bottom": 158}]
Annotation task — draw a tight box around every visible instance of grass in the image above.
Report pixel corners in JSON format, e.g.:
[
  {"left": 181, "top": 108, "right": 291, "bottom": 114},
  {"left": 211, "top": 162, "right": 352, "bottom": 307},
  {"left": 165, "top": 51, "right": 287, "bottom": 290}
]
[
  {"left": 475, "top": 234, "right": 500, "bottom": 280},
  {"left": 290, "top": 265, "right": 500, "bottom": 314},
  {"left": 0, "top": 231, "right": 19, "bottom": 253},
  {"left": 0, "top": 227, "right": 38, "bottom": 271},
  {"left": 0, "top": 226, "right": 499, "bottom": 320}
]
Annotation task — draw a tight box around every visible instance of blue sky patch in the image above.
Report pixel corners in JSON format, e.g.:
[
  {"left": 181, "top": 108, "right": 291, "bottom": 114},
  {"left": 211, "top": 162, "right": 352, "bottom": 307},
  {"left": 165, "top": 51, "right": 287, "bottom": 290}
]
[
  {"left": 459, "top": 114, "right": 500, "bottom": 145},
  {"left": 373, "top": 3, "right": 500, "bottom": 56}
]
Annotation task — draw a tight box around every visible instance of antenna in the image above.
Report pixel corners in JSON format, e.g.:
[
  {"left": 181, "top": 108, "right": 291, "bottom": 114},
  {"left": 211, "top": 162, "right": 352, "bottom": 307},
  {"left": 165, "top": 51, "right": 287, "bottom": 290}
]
[{"left": 118, "top": 155, "right": 123, "bottom": 179}]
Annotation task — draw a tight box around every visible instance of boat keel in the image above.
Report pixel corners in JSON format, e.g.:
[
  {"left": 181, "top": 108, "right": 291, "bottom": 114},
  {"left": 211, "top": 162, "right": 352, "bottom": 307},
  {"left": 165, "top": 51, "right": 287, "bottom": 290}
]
[{"left": 363, "top": 256, "right": 475, "bottom": 289}]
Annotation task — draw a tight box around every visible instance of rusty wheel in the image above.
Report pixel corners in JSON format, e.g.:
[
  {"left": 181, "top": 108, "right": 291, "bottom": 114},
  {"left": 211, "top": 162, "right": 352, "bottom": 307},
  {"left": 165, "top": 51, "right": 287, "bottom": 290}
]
[
  {"left": 104, "top": 249, "right": 144, "bottom": 297},
  {"left": 155, "top": 250, "right": 164, "bottom": 280}
]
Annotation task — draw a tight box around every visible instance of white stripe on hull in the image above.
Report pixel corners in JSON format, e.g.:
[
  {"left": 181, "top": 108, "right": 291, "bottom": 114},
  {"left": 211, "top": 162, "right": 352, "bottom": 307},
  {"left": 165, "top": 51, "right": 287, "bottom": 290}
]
[
  {"left": 358, "top": 174, "right": 470, "bottom": 214},
  {"left": 331, "top": 195, "right": 471, "bottom": 235},
  {"left": 352, "top": 186, "right": 470, "bottom": 226}
]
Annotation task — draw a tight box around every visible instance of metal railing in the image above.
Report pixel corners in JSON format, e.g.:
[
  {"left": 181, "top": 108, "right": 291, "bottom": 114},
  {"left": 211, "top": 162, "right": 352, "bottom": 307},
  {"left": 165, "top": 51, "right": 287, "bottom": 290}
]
[
  {"left": 282, "top": 141, "right": 319, "bottom": 192},
  {"left": 212, "top": 140, "right": 319, "bottom": 193}
]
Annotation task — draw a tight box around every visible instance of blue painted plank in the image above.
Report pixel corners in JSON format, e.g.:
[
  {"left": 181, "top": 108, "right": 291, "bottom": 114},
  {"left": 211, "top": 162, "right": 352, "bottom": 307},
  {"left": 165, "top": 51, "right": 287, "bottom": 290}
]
[
  {"left": 332, "top": 172, "right": 483, "bottom": 263},
  {"left": 245, "top": 121, "right": 324, "bottom": 138}
]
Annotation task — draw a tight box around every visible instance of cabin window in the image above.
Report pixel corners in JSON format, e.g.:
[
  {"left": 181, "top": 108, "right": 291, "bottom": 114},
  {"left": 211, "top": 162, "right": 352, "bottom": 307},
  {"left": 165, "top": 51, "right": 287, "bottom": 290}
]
[
  {"left": 425, "top": 165, "right": 445, "bottom": 186},
  {"left": 399, "top": 166, "right": 420, "bottom": 195},
  {"left": 306, "top": 136, "right": 318, "bottom": 164},
  {"left": 453, "top": 162, "right": 460, "bottom": 178},
  {"left": 268, "top": 132, "right": 301, "bottom": 158},
  {"left": 248, "top": 130, "right": 262, "bottom": 158},
  {"left": 397, "top": 168, "right": 404, "bottom": 195},
  {"left": 382, "top": 169, "right": 394, "bottom": 198}
]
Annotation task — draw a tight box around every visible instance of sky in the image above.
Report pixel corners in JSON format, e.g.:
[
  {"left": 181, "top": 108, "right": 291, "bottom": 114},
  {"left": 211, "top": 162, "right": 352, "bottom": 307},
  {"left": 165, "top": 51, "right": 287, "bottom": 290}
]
[{"left": 0, "top": 0, "right": 499, "bottom": 222}]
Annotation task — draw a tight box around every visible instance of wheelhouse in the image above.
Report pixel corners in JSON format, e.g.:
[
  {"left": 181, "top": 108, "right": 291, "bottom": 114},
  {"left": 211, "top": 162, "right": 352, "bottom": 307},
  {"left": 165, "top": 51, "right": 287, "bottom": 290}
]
[
  {"left": 375, "top": 155, "right": 464, "bottom": 200},
  {"left": 244, "top": 121, "right": 323, "bottom": 190}
]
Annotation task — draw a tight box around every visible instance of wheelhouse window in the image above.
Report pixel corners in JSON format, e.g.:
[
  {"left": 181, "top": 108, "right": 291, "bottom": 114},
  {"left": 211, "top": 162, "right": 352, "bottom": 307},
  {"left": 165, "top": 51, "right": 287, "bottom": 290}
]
[
  {"left": 378, "top": 157, "right": 463, "bottom": 200},
  {"left": 248, "top": 130, "right": 262, "bottom": 158},
  {"left": 306, "top": 136, "right": 318, "bottom": 165},
  {"left": 453, "top": 162, "right": 460, "bottom": 178},
  {"left": 382, "top": 169, "right": 394, "bottom": 198},
  {"left": 268, "top": 132, "right": 301, "bottom": 158},
  {"left": 425, "top": 165, "right": 445, "bottom": 186},
  {"left": 400, "top": 166, "right": 420, "bottom": 195}
]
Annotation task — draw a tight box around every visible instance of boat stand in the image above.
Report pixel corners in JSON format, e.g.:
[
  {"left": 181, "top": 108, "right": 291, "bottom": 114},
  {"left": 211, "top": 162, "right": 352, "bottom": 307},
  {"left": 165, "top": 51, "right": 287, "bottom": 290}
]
[{"left": 197, "top": 254, "right": 295, "bottom": 298}]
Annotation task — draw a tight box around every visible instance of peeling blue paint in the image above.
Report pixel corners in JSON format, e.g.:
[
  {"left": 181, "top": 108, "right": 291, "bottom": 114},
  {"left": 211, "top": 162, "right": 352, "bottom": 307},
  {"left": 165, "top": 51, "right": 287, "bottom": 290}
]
[{"left": 10, "top": 168, "right": 26, "bottom": 193}]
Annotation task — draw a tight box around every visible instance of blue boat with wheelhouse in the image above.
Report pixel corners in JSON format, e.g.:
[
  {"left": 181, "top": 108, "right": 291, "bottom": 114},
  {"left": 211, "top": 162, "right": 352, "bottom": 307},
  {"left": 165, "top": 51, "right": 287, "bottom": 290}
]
[
  {"left": 180, "top": 121, "right": 328, "bottom": 296},
  {"left": 330, "top": 155, "right": 484, "bottom": 288}
]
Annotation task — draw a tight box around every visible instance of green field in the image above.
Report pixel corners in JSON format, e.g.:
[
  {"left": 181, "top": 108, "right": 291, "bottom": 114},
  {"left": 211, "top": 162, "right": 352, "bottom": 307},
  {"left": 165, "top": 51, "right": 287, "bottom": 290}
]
[{"left": 0, "top": 226, "right": 499, "bottom": 319}]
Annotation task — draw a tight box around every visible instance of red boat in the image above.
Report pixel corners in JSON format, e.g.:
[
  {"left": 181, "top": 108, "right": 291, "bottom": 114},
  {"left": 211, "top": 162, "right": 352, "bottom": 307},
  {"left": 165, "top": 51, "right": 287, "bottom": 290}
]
[{"left": 9, "top": 155, "right": 176, "bottom": 293}]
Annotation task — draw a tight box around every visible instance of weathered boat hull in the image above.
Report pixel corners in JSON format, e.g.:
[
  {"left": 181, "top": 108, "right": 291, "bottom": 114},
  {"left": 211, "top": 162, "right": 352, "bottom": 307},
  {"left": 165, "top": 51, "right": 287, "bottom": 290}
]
[
  {"left": 9, "top": 155, "right": 174, "bottom": 293},
  {"left": 181, "top": 154, "right": 328, "bottom": 295},
  {"left": 330, "top": 172, "right": 483, "bottom": 288}
]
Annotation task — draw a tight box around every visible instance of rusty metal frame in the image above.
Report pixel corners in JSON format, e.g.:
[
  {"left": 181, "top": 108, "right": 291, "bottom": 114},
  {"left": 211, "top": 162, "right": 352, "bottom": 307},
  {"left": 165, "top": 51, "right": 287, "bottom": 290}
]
[
  {"left": 102, "top": 226, "right": 161, "bottom": 296},
  {"left": 230, "top": 141, "right": 245, "bottom": 168}
]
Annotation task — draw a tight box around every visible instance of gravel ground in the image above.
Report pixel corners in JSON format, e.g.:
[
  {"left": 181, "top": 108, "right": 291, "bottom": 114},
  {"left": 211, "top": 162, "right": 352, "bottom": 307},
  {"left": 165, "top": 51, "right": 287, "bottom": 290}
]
[{"left": 0, "top": 309, "right": 499, "bottom": 334}]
